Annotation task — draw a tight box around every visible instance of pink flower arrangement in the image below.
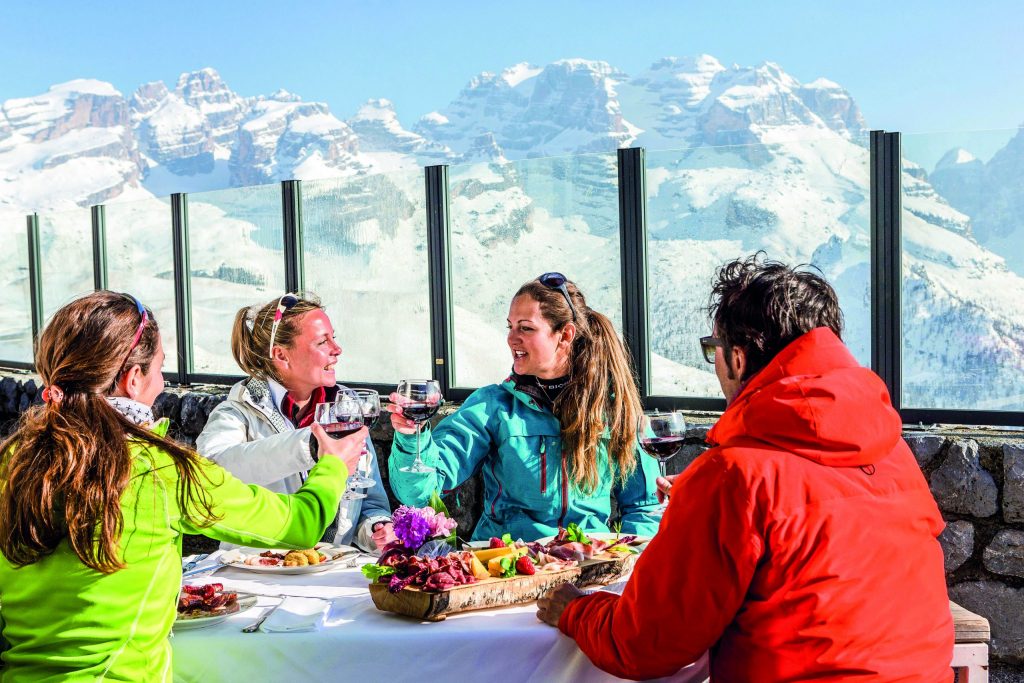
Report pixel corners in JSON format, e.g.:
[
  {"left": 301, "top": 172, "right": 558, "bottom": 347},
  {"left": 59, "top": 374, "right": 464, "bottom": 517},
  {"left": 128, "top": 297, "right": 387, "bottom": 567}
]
[
  {"left": 424, "top": 507, "right": 457, "bottom": 539},
  {"left": 392, "top": 505, "right": 457, "bottom": 549}
]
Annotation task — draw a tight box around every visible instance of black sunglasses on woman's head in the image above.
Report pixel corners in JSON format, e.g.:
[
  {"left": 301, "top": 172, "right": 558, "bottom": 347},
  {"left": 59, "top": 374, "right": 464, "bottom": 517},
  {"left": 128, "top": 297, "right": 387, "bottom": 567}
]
[{"left": 537, "top": 272, "right": 577, "bottom": 323}]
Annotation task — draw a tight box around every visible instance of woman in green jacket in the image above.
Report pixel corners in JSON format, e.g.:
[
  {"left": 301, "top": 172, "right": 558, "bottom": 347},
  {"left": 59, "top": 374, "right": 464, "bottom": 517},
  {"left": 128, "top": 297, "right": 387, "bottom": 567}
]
[
  {"left": 388, "top": 274, "right": 661, "bottom": 542},
  {"left": 0, "top": 291, "right": 366, "bottom": 682}
]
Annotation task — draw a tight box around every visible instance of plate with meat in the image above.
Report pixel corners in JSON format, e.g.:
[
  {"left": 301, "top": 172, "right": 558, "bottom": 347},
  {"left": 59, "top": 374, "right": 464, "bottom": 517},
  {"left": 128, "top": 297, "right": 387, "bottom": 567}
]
[
  {"left": 531, "top": 529, "right": 650, "bottom": 563},
  {"left": 174, "top": 583, "right": 257, "bottom": 631},
  {"left": 223, "top": 544, "right": 360, "bottom": 575}
]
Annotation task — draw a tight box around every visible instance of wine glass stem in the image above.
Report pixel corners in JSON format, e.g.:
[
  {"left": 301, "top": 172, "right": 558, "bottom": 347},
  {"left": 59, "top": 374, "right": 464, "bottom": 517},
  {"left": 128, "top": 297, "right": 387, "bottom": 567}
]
[
  {"left": 658, "top": 459, "right": 668, "bottom": 479},
  {"left": 415, "top": 423, "right": 422, "bottom": 466}
]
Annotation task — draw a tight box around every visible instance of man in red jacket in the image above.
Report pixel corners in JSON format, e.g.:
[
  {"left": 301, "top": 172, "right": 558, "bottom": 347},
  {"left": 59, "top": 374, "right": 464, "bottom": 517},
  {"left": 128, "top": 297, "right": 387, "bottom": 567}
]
[{"left": 538, "top": 255, "right": 954, "bottom": 681}]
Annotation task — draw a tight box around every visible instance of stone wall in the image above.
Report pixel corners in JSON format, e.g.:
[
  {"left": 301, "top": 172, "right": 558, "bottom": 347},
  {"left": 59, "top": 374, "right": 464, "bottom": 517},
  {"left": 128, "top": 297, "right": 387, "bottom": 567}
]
[{"left": 2, "top": 371, "right": 1023, "bottom": 673}]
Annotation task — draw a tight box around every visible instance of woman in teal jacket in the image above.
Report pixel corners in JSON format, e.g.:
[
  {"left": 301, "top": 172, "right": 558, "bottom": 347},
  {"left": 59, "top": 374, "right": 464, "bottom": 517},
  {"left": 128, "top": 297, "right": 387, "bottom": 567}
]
[
  {"left": 0, "top": 292, "right": 366, "bottom": 682},
  {"left": 388, "top": 274, "right": 661, "bottom": 542}
]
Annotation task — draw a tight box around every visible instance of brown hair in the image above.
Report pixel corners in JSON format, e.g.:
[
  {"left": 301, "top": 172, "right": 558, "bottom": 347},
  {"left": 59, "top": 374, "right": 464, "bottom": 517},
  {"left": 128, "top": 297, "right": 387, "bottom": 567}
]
[
  {"left": 230, "top": 293, "right": 324, "bottom": 381},
  {"left": 709, "top": 252, "right": 844, "bottom": 380},
  {"left": 0, "top": 291, "right": 218, "bottom": 573},
  {"left": 514, "top": 278, "right": 642, "bottom": 493}
]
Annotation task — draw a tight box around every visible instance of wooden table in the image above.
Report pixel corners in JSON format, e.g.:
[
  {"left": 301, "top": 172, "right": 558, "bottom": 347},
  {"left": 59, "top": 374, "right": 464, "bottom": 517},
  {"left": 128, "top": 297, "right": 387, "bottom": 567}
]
[{"left": 952, "top": 600, "right": 990, "bottom": 682}]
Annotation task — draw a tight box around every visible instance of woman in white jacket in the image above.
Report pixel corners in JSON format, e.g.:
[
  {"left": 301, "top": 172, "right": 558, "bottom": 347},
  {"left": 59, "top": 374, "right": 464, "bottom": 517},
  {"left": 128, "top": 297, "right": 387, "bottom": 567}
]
[{"left": 197, "top": 293, "right": 395, "bottom": 553}]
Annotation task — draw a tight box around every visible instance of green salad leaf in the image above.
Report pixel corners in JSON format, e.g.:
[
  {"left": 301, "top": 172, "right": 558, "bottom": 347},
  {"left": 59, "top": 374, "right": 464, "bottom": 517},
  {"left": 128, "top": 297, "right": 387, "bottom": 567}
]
[
  {"left": 428, "top": 490, "right": 458, "bottom": 545},
  {"left": 606, "top": 544, "right": 639, "bottom": 554},
  {"left": 501, "top": 533, "right": 514, "bottom": 547},
  {"left": 428, "top": 490, "right": 450, "bottom": 516},
  {"left": 565, "top": 522, "right": 591, "bottom": 545},
  {"left": 361, "top": 563, "right": 396, "bottom": 581},
  {"left": 499, "top": 555, "right": 516, "bottom": 578}
]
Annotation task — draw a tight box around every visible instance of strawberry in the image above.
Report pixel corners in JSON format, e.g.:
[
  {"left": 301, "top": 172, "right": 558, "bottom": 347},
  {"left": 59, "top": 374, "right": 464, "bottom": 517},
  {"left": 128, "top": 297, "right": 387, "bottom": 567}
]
[
  {"left": 515, "top": 556, "right": 536, "bottom": 575},
  {"left": 489, "top": 537, "right": 506, "bottom": 549}
]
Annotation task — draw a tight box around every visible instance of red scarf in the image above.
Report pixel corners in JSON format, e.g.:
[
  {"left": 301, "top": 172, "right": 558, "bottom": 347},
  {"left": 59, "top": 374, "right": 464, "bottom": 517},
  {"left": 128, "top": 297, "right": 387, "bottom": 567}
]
[{"left": 281, "top": 386, "right": 326, "bottom": 428}]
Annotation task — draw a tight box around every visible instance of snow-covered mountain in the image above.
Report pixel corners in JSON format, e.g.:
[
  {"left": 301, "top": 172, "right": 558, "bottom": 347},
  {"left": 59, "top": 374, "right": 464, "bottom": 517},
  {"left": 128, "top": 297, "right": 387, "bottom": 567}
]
[
  {"left": 928, "top": 129, "right": 1024, "bottom": 275},
  {"left": 0, "top": 58, "right": 1021, "bottom": 412}
]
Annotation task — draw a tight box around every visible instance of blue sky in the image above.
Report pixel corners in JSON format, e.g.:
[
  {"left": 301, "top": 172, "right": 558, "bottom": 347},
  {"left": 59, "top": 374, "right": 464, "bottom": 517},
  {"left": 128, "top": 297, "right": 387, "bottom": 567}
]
[{"left": 1, "top": 1, "right": 1021, "bottom": 143}]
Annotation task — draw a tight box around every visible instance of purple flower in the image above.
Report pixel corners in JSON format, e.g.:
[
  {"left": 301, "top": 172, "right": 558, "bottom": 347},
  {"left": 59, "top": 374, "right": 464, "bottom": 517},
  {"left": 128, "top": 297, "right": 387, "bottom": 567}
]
[{"left": 392, "top": 505, "right": 432, "bottom": 549}]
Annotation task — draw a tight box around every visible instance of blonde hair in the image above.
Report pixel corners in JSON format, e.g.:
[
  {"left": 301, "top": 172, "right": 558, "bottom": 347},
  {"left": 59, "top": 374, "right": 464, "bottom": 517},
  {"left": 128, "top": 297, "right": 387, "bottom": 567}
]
[
  {"left": 230, "top": 293, "right": 324, "bottom": 381},
  {"left": 513, "top": 278, "right": 642, "bottom": 493}
]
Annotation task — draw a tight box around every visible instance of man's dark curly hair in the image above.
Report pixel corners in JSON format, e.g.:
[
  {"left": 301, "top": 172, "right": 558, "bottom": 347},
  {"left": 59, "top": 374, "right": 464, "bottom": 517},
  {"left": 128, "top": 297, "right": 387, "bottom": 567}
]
[{"left": 708, "top": 252, "right": 844, "bottom": 381}]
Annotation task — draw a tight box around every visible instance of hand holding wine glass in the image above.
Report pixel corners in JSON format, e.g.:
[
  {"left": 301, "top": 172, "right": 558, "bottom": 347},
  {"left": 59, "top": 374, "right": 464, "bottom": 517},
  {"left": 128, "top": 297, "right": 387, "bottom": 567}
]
[
  {"left": 637, "top": 410, "right": 686, "bottom": 513},
  {"left": 309, "top": 420, "right": 366, "bottom": 477},
  {"left": 390, "top": 379, "right": 443, "bottom": 474}
]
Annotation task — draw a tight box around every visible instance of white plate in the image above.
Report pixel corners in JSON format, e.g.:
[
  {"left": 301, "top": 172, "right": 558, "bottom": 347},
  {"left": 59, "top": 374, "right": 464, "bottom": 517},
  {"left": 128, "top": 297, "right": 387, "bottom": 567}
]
[
  {"left": 462, "top": 540, "right": 492, "bottom": 549},
  {"left": 225, "top": 545, "right": 360, "bottom": 575},
  {"left": 174, "top": 594, "right": 258, "bottom": 631},
  {"left": 533, "top": 532, "right": 651, "bottom": 546}
]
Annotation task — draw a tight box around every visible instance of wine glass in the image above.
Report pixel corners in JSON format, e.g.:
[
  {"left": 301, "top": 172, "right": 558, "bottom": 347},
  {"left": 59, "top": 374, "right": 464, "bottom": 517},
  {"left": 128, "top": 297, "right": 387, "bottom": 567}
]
[
  {"left": 637, "top": 410, "right": 686, "bottom": 513},
  {"left": 346, "top": 389, "right": 380, "bottom": 490},
  {"left": 396, "top": 379, "right": 443, "bottom": 474},
  {"left": 318, "top": 390, "right": 369, "bottom": 501}
]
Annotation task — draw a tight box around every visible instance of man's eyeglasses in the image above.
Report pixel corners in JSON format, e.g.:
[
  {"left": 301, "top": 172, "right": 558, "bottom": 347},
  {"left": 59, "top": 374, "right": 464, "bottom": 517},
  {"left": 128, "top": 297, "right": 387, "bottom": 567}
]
[
  {"left": 538, "top": 272, "right": 577, "bottom": 323},
  {"left": 699, "top": 336, "right": 724, "bottom": 364},
  {"left": 268, "top": 294, "right": 299, "bottom": 359}
]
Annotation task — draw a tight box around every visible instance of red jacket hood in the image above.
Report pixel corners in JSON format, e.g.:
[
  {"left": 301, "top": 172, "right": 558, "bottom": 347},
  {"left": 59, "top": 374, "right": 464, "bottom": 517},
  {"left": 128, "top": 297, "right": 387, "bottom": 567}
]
[{"left": 706, "top": 327, "right": 902, "bottom": 467}]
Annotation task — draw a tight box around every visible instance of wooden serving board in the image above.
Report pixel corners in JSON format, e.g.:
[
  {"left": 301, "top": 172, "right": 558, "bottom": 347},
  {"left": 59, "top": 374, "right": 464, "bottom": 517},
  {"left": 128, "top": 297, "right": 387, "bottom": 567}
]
[{"left": 369, "top": 551, "right": 637, "bottom": 622}]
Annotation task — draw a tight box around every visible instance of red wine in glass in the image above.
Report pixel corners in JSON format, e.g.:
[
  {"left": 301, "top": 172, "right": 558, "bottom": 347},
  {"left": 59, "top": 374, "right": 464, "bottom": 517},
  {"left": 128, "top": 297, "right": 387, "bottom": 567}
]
[
  {"left": 324, "top": 421, "right": 364, "bottom": 439},
  {"left": 639, "top": 436, "right": 685, "bottom": 460},
  {"left": 397, "top": 379, "right": 443, "bottom": 474},
  {"left": 402, "top": 402, "right": 440, "bottom": 423},
  {"left": 637, "top": 411, "right": 687, "bottom": 513}
]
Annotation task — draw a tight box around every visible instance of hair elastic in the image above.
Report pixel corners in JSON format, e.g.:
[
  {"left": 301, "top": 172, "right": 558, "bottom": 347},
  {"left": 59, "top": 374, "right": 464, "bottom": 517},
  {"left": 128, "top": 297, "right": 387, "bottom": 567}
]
[{"left": 41, "top": 385, "right": 64, "bottom": 405}]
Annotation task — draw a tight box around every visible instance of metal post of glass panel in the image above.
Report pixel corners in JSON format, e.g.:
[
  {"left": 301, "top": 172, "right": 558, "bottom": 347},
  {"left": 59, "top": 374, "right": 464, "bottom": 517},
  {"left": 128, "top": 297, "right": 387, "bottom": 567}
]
[
  {"left": 617, "top": 147, "right": 650, "bottom": 398},
  {"left": 26, "top": 214, "right": 43, "bottom": 350},
  {"left": 282, "top": 180, "right": 304, "bottom": 294},
  {"left": 870, "top": 130, "right": 901, "bottom": 409},
  {"left": 170, "top": 193, "right": 192, "bottom": 386},
  {"left": 91, "top": 205, "right": 108, "bottom": 291},
  {"left": 425, "top": 165, "right": 454, "bottom": 395}
]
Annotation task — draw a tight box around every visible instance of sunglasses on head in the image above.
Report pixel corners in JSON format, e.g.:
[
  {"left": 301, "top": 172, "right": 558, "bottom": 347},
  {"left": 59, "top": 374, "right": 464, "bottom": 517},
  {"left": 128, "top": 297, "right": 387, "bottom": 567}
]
[
  {"left": 120, "top": 293, "right": 149, "bottom": 371},
  {"left": 537, "top": 272, "right": 577, "bottom": 323},
  {"left": 267, "top": 294, "right": 299, "bottom": 360},
  {"left": 699, "top": 335, "right": 724, "bottom": 364}
]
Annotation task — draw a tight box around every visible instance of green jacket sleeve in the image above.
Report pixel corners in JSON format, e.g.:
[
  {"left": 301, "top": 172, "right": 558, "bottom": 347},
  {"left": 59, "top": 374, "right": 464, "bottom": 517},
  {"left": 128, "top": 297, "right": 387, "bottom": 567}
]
[
  {"left": 613, "top": 443, "right": 663, "bottom": 537},
  {"left": 388, "top": 389, "right": 495, "bottom": 507},
  {"left": 178, "top": 454, "right": 349, "bottom": 549}
]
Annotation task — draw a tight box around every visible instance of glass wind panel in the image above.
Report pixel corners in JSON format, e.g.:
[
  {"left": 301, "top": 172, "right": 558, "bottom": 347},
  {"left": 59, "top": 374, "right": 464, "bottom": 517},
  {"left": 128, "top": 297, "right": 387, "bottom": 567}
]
[
  {"left": 302, "top": 170, "right": 431, "bottom": 383},
  {"left": 187, "top": 184, "right": 285, "bottom": 375},
  {"left": 646, "top": 136, "right": 872, "bottom": 398},
  {"left": 0, "top": 212, "right": 33, "bottom": 362},
  {"left": 39, "top": 209, "right": 94, "bottom": 325},
  {"left": 104, "top": 197, "right": 177, "bottom": 374},
  {"left": 901, "top": 128, "right": 1024, "bottom": 411},
  {"left": 448, "top": 152, "right": 623, "bottom": 388}
]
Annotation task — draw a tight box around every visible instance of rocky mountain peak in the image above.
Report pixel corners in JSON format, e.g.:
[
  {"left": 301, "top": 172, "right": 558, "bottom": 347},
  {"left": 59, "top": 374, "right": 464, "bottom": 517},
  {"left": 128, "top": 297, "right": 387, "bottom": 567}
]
[
  {"left": 130, "top": 81, "right": 171, "bottom": 118},
  {"left": 175, "top": 68, "right": 233, "bottom": 105},
  {"left": 935, "top": 147, "right": 982, "bottom": 172}
]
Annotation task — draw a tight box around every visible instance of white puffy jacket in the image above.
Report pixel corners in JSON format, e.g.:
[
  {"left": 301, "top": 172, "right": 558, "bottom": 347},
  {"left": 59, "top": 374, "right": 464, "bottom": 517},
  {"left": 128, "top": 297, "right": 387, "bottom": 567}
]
[{"left": 196, "top": 378, "right": 392, "bottom": 552}]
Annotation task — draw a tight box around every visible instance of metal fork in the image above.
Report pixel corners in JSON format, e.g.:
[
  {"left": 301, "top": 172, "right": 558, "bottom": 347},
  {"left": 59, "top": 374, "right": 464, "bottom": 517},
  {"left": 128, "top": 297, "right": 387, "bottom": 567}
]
[{"left": 241, "top": 600, "right": 283, "bottom": 633}]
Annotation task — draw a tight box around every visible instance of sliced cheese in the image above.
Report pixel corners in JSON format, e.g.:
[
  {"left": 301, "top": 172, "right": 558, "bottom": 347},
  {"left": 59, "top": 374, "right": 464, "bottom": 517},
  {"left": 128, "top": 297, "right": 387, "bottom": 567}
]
[
  {"left": 487, "top": 556, "right": 511, "bottom": 577},
  {"left": 469, "top": 555, "right": 490, "bottom": 580},
  {"left": 472, "top": 546, "right": 515, "bottom": 564}
]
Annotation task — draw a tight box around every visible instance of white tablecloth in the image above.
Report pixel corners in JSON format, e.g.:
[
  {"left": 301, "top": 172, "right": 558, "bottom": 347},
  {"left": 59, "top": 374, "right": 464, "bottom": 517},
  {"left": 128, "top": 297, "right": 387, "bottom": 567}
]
[{"left": 172, "top": 558, "right": 709, "bottom": 682}]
